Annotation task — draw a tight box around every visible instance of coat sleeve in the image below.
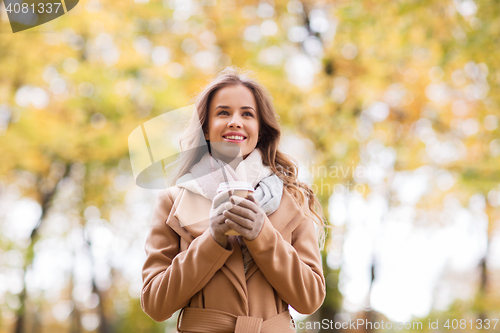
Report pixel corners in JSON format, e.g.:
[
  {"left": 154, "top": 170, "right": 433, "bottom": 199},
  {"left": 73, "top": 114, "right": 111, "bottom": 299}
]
[
  {"left": 141, "top": 189, "right": 234, "bottom": 322},
  {"left": 244, "top": 197, "right": 326, "bottom": 315}
]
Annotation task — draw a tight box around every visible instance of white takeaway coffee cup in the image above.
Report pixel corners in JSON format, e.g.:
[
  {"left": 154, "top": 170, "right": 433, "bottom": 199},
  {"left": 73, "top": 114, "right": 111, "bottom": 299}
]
[{"left": 217, "top": 181, "right": 254, "bottom": 236}]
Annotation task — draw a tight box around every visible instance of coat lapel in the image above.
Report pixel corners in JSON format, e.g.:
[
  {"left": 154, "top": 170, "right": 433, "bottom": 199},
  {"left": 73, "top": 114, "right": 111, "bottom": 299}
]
[
  {"left": 173, "top": 188, "right": 212, "bottom": 234},
  {"left": 264, "top": 188, "right": 301, "bottom": 233},
  {"left": 245, "top": 188, "right": 303, "bottom": 280},
  {"left": 165, "top": 188, "right": 194, "bottom": 243}
]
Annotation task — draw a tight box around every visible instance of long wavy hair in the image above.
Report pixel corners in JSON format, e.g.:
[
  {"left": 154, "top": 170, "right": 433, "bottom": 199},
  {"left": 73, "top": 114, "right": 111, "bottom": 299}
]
[{"left": 170, "top": 67, "right": 326, "bottom": 246}]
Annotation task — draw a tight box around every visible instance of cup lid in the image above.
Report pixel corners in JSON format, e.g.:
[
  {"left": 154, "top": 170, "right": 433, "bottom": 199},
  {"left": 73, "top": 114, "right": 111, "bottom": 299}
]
[{"left": 217, "top": 181, "right": 254, "bottom": 193}]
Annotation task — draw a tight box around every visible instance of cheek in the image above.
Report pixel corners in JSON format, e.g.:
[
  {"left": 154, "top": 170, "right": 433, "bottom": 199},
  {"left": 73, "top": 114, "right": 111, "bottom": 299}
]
[
  {"left": 209, "top": 119, "right": 223, "bottom": 135},
  {"left": 253, "top": 123, "right": 260, "bottom": 140}
]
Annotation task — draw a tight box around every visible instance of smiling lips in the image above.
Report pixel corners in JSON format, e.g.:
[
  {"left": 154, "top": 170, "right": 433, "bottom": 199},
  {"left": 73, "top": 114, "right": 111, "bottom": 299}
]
[{"left": 222, "top": 132, "right": 247, "bottom": 142}]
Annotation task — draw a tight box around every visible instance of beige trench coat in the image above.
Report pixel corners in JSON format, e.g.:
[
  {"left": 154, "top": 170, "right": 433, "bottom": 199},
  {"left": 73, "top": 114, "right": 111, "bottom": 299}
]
[{"left": 141, "top": 186, "right": 326, "bottom": 332}]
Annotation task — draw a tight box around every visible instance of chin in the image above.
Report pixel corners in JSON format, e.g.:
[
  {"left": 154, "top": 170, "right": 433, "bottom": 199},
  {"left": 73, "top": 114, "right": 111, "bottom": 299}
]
[{"left": 209, "top": 142, "right": 242, "bottom": 161}]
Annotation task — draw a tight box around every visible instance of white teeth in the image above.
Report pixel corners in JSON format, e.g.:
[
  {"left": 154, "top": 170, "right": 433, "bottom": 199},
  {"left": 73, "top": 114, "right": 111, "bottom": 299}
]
[{"left": 225, "top": 135, "right": 245, "bottom": 140}]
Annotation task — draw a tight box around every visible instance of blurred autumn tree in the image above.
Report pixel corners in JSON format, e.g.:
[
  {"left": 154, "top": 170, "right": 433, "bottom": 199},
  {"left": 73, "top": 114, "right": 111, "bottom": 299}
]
[{"left": 1, "top": 0, "right": 499, "bottom": 332}]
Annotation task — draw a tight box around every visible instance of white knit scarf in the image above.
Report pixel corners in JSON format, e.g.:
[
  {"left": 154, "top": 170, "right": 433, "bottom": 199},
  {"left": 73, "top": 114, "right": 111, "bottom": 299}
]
[{"left": 176, "top": 148, "right": 283, "bottom": 216}]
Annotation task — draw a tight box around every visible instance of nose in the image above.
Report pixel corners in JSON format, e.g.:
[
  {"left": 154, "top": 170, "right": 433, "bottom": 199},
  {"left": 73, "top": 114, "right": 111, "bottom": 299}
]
[{"left": 227, "top": 114, "right": 242, "bottom": 128}]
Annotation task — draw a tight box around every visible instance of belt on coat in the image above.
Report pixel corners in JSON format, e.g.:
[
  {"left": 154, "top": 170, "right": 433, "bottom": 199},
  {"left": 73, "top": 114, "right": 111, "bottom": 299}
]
[{"left": 177, "top": 307, "right": 295, "bottom": 333}]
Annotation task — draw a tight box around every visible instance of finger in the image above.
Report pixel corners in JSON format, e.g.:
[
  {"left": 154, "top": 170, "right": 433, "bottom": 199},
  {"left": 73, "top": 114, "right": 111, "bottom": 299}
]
[
  {"left": 230, "top": 195, "right": 246, "bottom": 206},
  {"left": 223, "top": 211, "right": 253, "bottom": 230},
  {"left": 212, "top": 190, "right": 231, "bottom": 209},
  {"left": 219, "top": 222, "right": 232, "bottom": 233},
  {"left": 212, "top": 214, "right": 227, "bottom": 225},
  {"left": 247, "top": 193, "right": 261, "bottom": 206},
  {"left": 230, "top": 196, "right": 259, "bottom": 213},
  {"left": 227, "top": 205, "right": 254, "bottom": 220},
  {"left": 246, "top": 193, "right": 257, "bottom": 204},
  {"left": 225, "top": 219, "right": 252, "bottom": 236},
  {"left": 224, "top": 211, "right": 253, "bottom": 229},
  {"left": 210, "top": 201, "right": 234, "bottom": 218}
]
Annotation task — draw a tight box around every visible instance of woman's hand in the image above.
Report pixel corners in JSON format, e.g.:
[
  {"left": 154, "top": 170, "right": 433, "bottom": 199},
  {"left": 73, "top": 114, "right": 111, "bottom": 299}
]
[
  {"left": 209, "top": 191, "right": 233, "bottom": 249},
  {"left": 223, "top": 193, "right": 265, "bottom": 241}
]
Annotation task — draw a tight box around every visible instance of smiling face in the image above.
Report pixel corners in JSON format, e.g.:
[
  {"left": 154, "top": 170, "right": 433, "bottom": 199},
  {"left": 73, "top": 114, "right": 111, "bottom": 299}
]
[{"left": 204, "top": 84, "right": 260, "bottom": 162}]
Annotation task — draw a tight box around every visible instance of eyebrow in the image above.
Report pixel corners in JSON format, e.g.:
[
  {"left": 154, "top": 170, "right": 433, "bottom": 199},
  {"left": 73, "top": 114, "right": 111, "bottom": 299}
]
[{"left": 215, "top": 105, "right": 256, "bottom": 112}]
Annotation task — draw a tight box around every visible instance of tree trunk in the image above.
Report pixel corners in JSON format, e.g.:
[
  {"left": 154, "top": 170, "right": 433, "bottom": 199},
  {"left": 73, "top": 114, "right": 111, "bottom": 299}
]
[
  {"left": 13, "top": 164, "right": 71, "bottom": 333},
  {"left": 84, "top": 225, "right": 112, "bottom": 333}
]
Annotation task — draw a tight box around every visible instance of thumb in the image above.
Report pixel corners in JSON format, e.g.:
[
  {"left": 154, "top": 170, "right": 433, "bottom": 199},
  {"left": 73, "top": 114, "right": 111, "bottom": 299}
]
[
  {"left": 246, "top": 193, "right": 260, "bottom": 206},
  {"left": 230, "top": 195, "right": 245, "bottom": 206}
]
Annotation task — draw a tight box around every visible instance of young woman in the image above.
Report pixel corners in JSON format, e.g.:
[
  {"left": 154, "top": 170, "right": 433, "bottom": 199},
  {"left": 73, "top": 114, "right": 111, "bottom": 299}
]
[{"left": 141, "top": 67, "right": 326, "bottom": 332}]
